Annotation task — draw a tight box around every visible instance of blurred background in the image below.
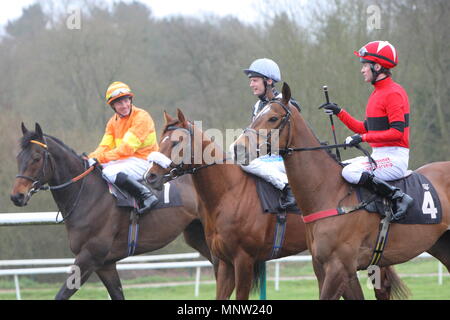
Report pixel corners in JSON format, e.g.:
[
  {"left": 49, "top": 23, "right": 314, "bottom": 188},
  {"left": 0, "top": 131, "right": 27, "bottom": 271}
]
[{"left": 0, "top": 0, "right": 448, "bottom": 296}]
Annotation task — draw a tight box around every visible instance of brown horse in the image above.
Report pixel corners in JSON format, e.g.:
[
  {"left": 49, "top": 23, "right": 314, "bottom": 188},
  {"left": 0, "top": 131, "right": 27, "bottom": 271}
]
[
  {"left": 146, "top": 110, "right": 408, "bottom": 300},
  {"left": 234, "top": 82, "right": 450, "bottom": 299},
  {"left": 10, "top": 123, "right": 214, "bottom": 300}
]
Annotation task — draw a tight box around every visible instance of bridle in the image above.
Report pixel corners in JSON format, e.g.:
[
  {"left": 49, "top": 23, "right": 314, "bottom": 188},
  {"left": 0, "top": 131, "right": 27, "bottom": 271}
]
[
  {"left": 244, "top": 99, "right": 377, "bottom": 167},
  {"left": 158, "top": 122, "right": 229, "bottom": 180},
  {"left": 16, "top": 139, "right": 95, "bottom": 221},
  {"left": 243, "top": 99, "right": 293, "bottom": 156}
]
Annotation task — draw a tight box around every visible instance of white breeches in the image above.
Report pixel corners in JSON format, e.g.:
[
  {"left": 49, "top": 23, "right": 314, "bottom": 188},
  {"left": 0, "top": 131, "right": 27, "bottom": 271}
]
[
  {"left": 101, "top": 157, "right": 150, "bottom": 183},
  {"left": 342, "top": 146, "right": 409, "bottom": 184},
  {"left": 240, "top": 154, "right": 288, "bottom": 190}
]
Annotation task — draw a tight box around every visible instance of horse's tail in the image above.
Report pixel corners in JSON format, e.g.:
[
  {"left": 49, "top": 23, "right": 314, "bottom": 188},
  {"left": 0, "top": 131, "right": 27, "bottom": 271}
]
[
  {"left": 383, "top": 265, "right": 411, "bottom": 300},
  {"left": 251, "top": 261, "right": 264, "bottom": 294}
]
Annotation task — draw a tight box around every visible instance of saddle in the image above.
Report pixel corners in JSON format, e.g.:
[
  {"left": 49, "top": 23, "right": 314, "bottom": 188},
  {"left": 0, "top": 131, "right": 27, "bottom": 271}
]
[
  {"left": 106, "top": 178, "right": 183, "bottom": 210},
  {"left": 354, "top": 171, "right": 442, "bottom": 224},
  {"left": 251, "top": 175, "right": 301, "bottom": 215}
]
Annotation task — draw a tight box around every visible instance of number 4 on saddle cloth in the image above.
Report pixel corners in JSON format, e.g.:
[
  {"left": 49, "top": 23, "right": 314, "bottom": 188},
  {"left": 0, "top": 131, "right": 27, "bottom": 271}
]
[{"left": 355, "top": 171, "right": 442, "bottom": 224}]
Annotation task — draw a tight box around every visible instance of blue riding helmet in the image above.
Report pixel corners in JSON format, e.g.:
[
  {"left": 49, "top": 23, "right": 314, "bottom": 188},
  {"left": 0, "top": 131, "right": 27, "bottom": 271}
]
[{"left": 243, "top": 58, "right": 281, "bottom": 83}]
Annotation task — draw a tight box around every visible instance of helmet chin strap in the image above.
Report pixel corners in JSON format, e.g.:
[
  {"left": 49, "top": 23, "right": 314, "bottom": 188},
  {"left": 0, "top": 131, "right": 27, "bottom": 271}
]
[
  {"left": 370, "top": 63, "right": 388, "bottom": 85},
  {"left": 258, "top": 78, "right": 270, "bottom": 101}
]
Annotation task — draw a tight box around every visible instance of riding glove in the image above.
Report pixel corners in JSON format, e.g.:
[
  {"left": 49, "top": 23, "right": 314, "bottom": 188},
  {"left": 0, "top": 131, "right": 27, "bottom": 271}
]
[
  {"left": 345, "top": 134, "right": 363, "bottom": 147},
  {"left": 319, "top": 102, "right": 342, "bottom": 115}
]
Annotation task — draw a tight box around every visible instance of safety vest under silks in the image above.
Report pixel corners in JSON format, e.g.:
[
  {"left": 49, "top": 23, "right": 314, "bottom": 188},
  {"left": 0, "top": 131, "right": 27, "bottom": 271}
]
[{"left": 89, "top": 106, "right": 158, "bottom": 163}]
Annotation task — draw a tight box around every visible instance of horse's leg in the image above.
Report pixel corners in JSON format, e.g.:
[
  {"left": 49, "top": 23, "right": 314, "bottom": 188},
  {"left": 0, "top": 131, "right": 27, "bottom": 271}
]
[
  {"left": 234, "top": 252, "right": 254, "bottom": 300},
  {"left": 54, "top": 249, "right": 102, "bottom": 300},
  {"left": 183, "top": 220, "right": 212, "bottom": 262},
  {"left": 95, "top": 263, "right": 125, "bottom": 300},
  {"left": 427, "top": 230, "right": 450, "bottom": 272},
  {"left": 311, "top": 259, "right": 326, "bottom": 297},
  {"left": 216, "top": 260, "right": 235, "bottom": 300},
  {"left": 341, "top": 272, "right": 364, "bottom": 300},
  {"left": 320, "top": 258, "right": 363, "bottom": 300}
]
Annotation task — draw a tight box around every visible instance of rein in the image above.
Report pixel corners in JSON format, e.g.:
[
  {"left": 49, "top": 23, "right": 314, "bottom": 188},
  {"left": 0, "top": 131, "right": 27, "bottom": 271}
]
[
  {"left": 252, "top": 99, "right": 377, "bottom": 169},
  {"left": 17, "top": 139, "right": 96, "bottom": 222}
]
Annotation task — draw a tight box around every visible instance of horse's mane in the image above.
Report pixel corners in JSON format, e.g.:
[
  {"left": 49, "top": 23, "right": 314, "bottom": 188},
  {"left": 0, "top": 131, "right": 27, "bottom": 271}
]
[{"left": 21, "top": 131, "right": 81, "bottom": 159}]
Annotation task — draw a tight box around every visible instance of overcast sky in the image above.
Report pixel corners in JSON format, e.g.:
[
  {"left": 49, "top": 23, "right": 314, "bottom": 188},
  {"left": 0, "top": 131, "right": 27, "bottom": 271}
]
[{"left": 0, "top": 0, "right": 262, "bottom": 28}]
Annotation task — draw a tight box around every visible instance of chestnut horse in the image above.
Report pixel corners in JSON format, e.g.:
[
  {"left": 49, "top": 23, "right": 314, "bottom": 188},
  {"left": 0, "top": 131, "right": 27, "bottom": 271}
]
[
  {"left": 10, "top": 123, "right": 213, "bottom": 300},
  {"left": 146, "top": 110, "right": 408, "bottom": 300},
  {"left": 233, "top": 82, "right": 450, "bottom": 299}
]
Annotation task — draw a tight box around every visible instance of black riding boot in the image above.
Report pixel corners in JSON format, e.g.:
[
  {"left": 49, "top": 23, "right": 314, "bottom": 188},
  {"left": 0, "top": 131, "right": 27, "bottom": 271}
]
[
  {"left": 280, "top": 184, "right": 296, "bottom": 210},
  {"left": 115, "top": 172, "right": 159, "bottom": 214},
  {"left": 359, "top": 172, "right": 413, "bottom": 220}
]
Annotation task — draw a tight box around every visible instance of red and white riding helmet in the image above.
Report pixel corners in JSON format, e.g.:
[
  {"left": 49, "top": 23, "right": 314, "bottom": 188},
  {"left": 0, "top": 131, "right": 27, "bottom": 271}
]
[{"left": 354, "top": 41, "right": 398, "bottom": 69}]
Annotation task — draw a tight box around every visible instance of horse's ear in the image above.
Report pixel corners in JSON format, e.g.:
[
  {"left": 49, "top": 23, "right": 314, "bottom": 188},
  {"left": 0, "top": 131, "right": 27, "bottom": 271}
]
[
  {"left": 177, "top": 108, "right": 186, "bottom": 124},
  {"left": 21, "top": 122, "right": 29, "bottom": 135},
  {"left": 163, "top": 111, "right": 174, "bottom": 124},
  {"left": 281, "top": 82, "right": 291, "bottom": 106},
  {"left": 35, "top": 123, "right": 43, "bottom": 139}
]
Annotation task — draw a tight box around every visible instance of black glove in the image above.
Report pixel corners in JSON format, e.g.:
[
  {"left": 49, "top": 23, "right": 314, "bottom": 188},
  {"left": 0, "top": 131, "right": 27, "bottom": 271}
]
[
  {"left": 319, "top": 102, "right": 342, "bottom": 115},
  {"left": 344, "top": 134, "right": 363, "bottom": 147}
]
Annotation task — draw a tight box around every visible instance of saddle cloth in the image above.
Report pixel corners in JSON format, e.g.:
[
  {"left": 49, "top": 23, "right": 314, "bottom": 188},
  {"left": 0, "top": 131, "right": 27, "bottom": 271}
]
[
  {"left": 106, "top": 178, "right": 183, "bottom": 210},
  {"left": 357, "top": 172, "right": 442, "bottom": 224},
  {"left": 252, "top": 175, "right": 301, "bottom": 215}
]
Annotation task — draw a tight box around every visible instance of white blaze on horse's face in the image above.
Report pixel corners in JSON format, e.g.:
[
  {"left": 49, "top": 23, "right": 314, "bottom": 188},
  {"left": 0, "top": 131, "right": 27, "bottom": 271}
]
[{"left": 161, "top": 136, "right": 170, "bottom": 144}]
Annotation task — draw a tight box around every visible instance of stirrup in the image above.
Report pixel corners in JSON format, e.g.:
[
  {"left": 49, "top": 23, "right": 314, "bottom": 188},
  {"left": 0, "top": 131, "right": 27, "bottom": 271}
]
[
  {"left": 391, "top": 192, "right": 413, "bottom": 221},
  {"left": 137, "top": 194, "right": 158, "bottom": 215}
]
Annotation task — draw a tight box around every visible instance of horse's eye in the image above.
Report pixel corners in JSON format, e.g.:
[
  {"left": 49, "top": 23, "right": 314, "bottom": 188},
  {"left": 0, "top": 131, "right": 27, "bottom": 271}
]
[
  {"left": 172, "top": 141, "right": 180, "bottom": 147},
  {"left": 32, "top": 154, "right": 41, "bottom": 163},
  {"left": 268, "top": 116, "right": 279, "bottom": 122}
]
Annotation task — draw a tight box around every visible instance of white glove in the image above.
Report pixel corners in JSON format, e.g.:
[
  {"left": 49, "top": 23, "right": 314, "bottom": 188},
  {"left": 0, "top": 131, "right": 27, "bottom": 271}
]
[{"left": 88, "top": 158, "right": 98, "bottom": 167}]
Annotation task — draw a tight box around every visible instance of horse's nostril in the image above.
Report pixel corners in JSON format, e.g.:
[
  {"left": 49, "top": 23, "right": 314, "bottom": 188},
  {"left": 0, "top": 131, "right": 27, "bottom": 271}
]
[{"left": 10, "top": 193, "right": 25, "bottom": 206}]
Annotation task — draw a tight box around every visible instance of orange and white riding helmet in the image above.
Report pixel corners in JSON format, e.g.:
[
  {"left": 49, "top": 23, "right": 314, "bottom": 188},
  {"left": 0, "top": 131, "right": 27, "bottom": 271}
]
[
  {"left": 105, "top": 81, "right": 134, "bottom": 105},
  {"left": 354, "top": 41, "right": 398, "bottom": 69}
]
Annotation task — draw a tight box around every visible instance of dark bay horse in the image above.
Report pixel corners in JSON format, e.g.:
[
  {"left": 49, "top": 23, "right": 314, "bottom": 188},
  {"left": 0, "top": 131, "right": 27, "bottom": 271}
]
[
  {"left": 233, "top": 82, "right": 450, "bottom": 299},
  {"left": 146, "top": 110, "right": 407, "bottom": 300},
  {"left": 10, "top": 123, "right": 213, "bottom": 300}
]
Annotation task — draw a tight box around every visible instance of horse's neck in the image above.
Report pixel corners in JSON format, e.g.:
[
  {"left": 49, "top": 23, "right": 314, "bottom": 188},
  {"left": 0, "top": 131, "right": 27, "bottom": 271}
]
[
  {"left": 284, "top": 113, "right": 347, "bottom": 214},
  {"left": 46, "top": 138, "right": 84, "bottom": 185},
  {"left": 190, "top": 136, "right": 250, "bottom": 213},
  {"left": 45, "top": 138, "right": 90, "bottom": 215}
]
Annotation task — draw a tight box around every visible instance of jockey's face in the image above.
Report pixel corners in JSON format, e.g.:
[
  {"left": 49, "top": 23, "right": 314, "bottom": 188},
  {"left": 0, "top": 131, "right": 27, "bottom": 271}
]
[
  {"left": 361, "top": 62, "right": 382, "bottom": 83},
  {"left": 111, "top": 96, "right": 132, "bottom": 117},
  {"left": 249, "top": 77, "right": 273, "bottom": 97}
]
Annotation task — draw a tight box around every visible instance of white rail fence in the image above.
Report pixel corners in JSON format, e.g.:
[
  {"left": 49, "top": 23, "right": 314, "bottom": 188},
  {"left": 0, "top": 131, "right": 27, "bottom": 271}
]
[
  {"left": 0, "top": 212, "right": 446, "bottom": 299},
  {"left": 0, "top": 252, "right": 444, "bottom": 300}
]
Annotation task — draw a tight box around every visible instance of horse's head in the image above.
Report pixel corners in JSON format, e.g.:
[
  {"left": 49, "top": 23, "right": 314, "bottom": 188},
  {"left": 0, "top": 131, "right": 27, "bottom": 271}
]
[
  {"left": 146, "top": 109, "right": 199, "bottom": 190},
  {"left": 11, "top": 123, "right": 54, "bottom": 206},
  {"left": 234, "top": 82, "right": 295, "bottom": 162}
]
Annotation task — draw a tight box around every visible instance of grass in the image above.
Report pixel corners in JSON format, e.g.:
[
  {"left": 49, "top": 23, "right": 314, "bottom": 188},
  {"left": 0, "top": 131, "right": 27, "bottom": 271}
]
[{"left": 0, "top": 258, "right": 448, "bottom": 300}]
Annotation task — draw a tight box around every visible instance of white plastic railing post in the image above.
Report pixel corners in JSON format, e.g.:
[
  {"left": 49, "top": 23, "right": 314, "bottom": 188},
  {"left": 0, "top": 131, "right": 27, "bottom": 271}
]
[
  {"left": 275, "top": 262, "right": 280, "bottom": 291},
  {"left": 438, "top": 262, "right": 443, "bottom": 285},
  {"left": 14, "top": 275, "right": 21, "bottom": 300},
  {"left": 195, "top": 267, "right": 201, "bottom": 297}
]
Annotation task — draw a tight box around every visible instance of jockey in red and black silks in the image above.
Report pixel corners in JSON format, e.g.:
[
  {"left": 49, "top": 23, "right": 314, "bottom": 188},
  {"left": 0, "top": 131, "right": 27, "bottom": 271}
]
[{"left": 319, "top": 41, "right": 413, "bottom": 221}]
